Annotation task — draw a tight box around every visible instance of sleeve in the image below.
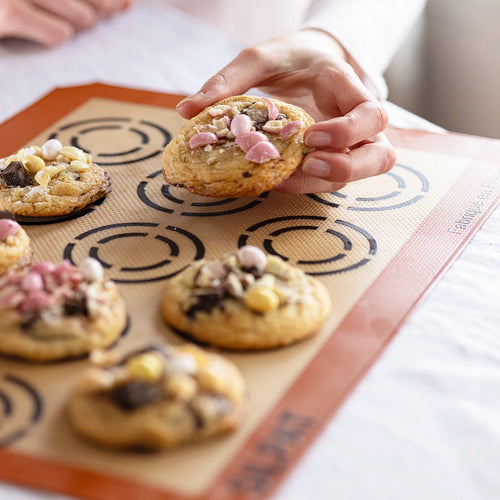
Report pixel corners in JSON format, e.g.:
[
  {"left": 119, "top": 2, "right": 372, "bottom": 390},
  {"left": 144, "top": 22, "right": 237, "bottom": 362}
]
[{"left": 302, "top": 0, "right": 427, "bottom": 99}]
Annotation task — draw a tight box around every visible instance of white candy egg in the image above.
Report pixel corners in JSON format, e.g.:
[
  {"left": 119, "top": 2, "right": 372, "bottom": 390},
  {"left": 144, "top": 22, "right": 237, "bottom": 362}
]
[
  {"left": 237, "top": 245, "right": 267, "bottom": 270},
  {"left": 80, "top": 257, "right": 104, "bottom": 282},
  {"left": 41, "top": 139, "right": 63, "bottom": 161}
]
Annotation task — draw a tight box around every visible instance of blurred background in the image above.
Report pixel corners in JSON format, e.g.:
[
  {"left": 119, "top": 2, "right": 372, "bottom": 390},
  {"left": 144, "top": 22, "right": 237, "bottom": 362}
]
[{"left": 385, "top": 0, "right": 500, "bottom": 139}]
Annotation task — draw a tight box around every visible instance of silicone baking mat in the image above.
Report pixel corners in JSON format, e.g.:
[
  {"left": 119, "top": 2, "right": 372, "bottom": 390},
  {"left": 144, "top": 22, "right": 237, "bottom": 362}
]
[{"left": 0, "top": 84, "right": 499, "bottom": 500}]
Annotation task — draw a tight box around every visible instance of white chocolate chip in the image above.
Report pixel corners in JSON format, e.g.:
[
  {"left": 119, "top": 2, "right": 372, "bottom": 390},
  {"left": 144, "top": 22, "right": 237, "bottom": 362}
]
[
  {"left": 69, "top": 160, "right": 89, "bottom": 172},
  {"left": 34, "top": 165, "right": 65, "bottom": 189},
  {"left": 225, "top": 272, "right": 244, "bottom": 297},
  {"left": 262, "top": 120, "right": 284, "bottom": 134},
  {"left": 60, "top": 146, "right": 88, "bottom": 163}
]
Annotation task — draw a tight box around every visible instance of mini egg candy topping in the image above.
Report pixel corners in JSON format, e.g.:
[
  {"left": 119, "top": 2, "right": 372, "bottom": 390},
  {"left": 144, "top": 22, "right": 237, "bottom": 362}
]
[
  {"left": 188, "top": 97, "right": 304, "bottom": 164},
  {"left": 0, "top": 140, "right": 93, "bottom": 189}
]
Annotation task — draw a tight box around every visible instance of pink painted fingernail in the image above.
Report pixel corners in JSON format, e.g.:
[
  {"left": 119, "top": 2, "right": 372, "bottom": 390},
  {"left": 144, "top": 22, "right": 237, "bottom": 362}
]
[
  {"left": 303, "top": 158, "right": 330, "bottom": 178},
  {"left": 305, "top": 131, "right": 331, "bottom": 147}
]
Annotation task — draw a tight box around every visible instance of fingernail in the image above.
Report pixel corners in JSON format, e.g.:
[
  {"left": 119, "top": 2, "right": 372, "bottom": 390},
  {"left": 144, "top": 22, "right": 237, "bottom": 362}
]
[
  {"left": 176, "top": 90, "right": 205, "bottom": 111},
  {"left": 302, "top": 158, "right": 330, "bottom": 178},
  {"left": 305, "top": 131, "right": 331, "bottom": 147}
]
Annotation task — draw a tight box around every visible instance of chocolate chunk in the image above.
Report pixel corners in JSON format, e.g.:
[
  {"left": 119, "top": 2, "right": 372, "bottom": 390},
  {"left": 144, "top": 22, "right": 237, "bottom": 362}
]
[
  {"left": 186, "top": 290, "right": 227, "bottom": 319},
  {"left": 110, "top": 380, "right": 164, "bottom": 410},
  {"left": 241, "top": 265, "right": 264, "bottom": 278},
  {"left": 242, "top": 171, "right": 252, "bottom": 178},
  {"left": 0, "top": 210, "right": 16, "bottom": 220},
  {"left": 64, "top": 292, "right": 88, "bottom": 316},
  {"left": 0, "top": 161, "right": 31, "bottom": 187},
  {"left": 21, "top": 313, "right": 38, "bottom": 331},
  {"left": 241, "top": 103, "right": 268, "bottom": 130}
]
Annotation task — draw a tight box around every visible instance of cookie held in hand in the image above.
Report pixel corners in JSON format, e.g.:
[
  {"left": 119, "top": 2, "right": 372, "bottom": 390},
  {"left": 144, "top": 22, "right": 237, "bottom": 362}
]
[
  {"left": 0, "top": 140, "right": 111, "bottom": 220},
  {"left": 0, "top": 258, "right": 127, "bottom": 361},
  {"left": 67, "top": 344, "right": 246, "bottom": 449},
  {"left": 162, "top": 95, "right": 314, "bottom": 197},
  {"left": 161, "top": 246, "right": 331, "bottom": 350}
]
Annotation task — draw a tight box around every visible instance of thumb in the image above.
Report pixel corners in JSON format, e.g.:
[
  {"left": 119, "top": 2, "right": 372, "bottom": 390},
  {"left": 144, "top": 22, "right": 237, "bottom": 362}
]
[{"left": 176, "top": 47, "right": 268, "bottom": 118}]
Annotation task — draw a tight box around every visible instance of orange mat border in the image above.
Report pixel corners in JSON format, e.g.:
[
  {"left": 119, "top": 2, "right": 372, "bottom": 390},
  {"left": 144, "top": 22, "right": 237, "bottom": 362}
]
[{"left": 0, "top": 84, "right": 499, "bottom": 500}]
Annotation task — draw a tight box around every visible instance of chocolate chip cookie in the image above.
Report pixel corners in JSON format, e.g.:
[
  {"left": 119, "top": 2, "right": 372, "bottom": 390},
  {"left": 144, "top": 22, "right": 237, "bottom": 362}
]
[
  {"left": 0, "top": 258, "right": 127, "bottom": 361},
  {"left": 162, "top": 95, "right": 314, "bottom": 197},
  {"left": 161, "top": 246, "right": 331, "bottom": 349},
  {"left": 0, "top": 140, "right": 111, "bottom": 220},
  {"left": 67, "top": 344, "right": 246, "bottom": 449}
]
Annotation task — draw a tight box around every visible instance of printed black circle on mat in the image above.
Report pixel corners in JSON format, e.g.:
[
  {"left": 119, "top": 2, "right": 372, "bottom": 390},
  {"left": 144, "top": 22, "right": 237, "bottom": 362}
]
[
  {"left": 238, "top": 216, "right": 377, "bottom": 276},
  {"left": 63, "top": 222, "right": 204, "bottom": 283},
  {"left": 47, "top": 117, "right": 172, "bottom": 166},
  {"left": 307, "top": 163, "right": 429, "bottom": 211},
  {"left": 0, "top": 374, "right": 43, "bottom": 447},
  {"left": 137, "top": 170, "right": 269, "bottom": 216}
]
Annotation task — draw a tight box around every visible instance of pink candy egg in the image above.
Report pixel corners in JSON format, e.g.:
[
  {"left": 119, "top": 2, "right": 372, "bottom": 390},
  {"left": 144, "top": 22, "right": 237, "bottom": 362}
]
[
  {"left": 230, "top": 114, "right": 252, "bottom": 137},
  {"left": 21, "top": 272, "right": 44, "bottom": 292},
  {"left": 189, "top": 132, "right": 218, "bottom": 149},
  {"left": 0, "top": 219, "right": 20, "bottom": 241},
  {"left": 245, "top": 141, "right": 280, "bottom": 164},
  {"left": 236, "top": 131, "right": 268, "bottom": 153},
  {"left": 262, "top": 97, "right": 279, "bottom": 120},
  {"left": 281, "top": 121, "right": 304, "bottom": 140}
]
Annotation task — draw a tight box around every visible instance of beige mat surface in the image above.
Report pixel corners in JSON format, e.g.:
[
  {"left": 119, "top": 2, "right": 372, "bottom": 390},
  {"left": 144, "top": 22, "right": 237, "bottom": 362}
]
[{"left": 1, "top": 85, "right": 499, "bottom": 500}]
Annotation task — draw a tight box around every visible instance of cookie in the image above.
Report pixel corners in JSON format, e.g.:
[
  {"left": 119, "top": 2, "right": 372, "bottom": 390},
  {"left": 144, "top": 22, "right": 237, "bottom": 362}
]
[
  {"left": 162, "top": 95, "right": 314, "bottom": 197},
  {"left": 0, "top": 211, "right": 32, "bottom": 274},
  {"left": 0, "top": 140, "right": 111, "bottom": 219},
  {"left": 0, "top": 258, "right": 127, "bottom": 362},
  {"left": 67, "top": 344, "right": 246, "bottom": 449},
  {"left": 161, "top": 246, "right": 331, "bottom": 349}
]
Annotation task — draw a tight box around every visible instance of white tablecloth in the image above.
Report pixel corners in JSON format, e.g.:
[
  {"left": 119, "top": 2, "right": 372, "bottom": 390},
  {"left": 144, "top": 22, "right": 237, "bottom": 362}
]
[{"left": 1, "top": 1, "right": 499, "bottom": 499}]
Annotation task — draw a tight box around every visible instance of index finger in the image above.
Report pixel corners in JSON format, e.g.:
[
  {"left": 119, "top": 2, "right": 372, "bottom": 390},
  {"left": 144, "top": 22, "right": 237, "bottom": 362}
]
[{"left": 305, "top": 64, "right": 388, "bottom": 149}]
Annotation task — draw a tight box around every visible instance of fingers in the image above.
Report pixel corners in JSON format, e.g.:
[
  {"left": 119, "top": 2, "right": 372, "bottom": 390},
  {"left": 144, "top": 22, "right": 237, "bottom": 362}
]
[
  {"left": 84, "top": 0, "right": 132, "bottom": 16},
  {"left": 305, "top": 100, "right": 388, "bottom": 150},
  {"left": 276, "top": 170, "right": 346, "bottom": 195},
  {"left": 177, "top": 46, "right": 272, "bottom": 118},
  {"left": 0, "top": 0, "right": 132, "bottom": 47},
  {"left": 2, "top": 1, "right": 74, "bottom": 46},
  {"left": 32, "top": 0, "right": 98, "bottom": 30},
  {"left": 302, "top": 133, "right": 396, "bottom": 185}
]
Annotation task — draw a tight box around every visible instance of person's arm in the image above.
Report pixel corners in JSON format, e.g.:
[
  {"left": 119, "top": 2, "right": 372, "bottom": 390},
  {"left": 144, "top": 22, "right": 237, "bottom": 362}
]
[
  {"left": 0, "top": 0, "right": 132, "bottom": 46},
  {"left": 177, "top": 28, "right": 396, "bottom": 194}
]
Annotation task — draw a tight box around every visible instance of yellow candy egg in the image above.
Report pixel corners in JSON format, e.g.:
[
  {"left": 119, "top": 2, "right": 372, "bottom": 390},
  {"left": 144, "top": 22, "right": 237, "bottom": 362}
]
[
  {"left": 244, "top": 286, "right": 280, "bottom": 313},
  {"left": 125, "top": 353, "right": 164, "bottom": 381},
  {"left": 22, "top": 154, "right": 46, "bottom": 174}
]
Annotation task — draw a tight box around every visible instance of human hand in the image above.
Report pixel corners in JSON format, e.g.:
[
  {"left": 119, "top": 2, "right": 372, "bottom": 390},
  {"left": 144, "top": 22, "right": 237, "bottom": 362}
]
[
  {"left": 177, "top": 29, "right": 396, "bottom": 194},
  {"left": 0, "top": 0, "right": 132, "bottom": 46}
]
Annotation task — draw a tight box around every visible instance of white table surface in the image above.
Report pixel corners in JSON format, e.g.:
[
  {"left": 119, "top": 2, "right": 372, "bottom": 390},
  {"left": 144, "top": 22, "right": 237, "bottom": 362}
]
[{"left": 1, "top": 1, "right": 499, "bottom": 499}]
